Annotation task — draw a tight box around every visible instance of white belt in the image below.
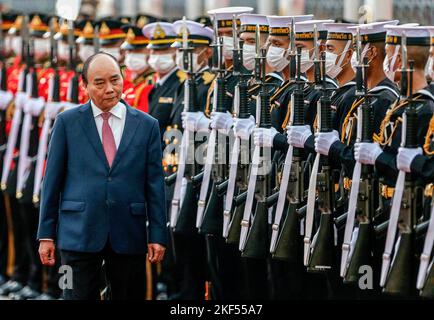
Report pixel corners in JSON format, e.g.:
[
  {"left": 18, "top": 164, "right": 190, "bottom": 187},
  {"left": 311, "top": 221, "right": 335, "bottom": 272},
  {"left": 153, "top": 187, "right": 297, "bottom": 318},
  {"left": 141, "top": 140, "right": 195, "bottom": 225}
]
[
  {"left": 380, "top": 112, "right": 409, "bottom": 287},
  {"left": 304, "top": 101, "right": 322, "bottom": 266},
  {"left": 341, "top": 106, "right": 363, "bottom": 277},
  {"left": 270, "top": 145, "right": 293, "bottom": 253},
  {"left": 239, "top": 144, "right": 260, "bottom": 252},
  {"left": 196, "top": 83, "right": 218, "bottom": 228},
  {"left": 416, "top": 200, "right": 434, "bottom": 290},
  {"left": 223, "top": 136, "right": 241, "bottom": 238}
]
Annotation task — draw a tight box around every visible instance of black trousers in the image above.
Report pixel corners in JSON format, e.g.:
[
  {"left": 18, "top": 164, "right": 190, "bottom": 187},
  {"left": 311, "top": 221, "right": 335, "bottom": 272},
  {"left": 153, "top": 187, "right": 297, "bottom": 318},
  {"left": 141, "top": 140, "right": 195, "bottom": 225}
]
[
  {"left": 18, "top": 202, "right": 42, "bottom": 291},
  {"left": 60, "top": 242, "right": 146, "bottom": 300},
  {"left": 0, "top": 193, "right": 8, "bottom": 278}
]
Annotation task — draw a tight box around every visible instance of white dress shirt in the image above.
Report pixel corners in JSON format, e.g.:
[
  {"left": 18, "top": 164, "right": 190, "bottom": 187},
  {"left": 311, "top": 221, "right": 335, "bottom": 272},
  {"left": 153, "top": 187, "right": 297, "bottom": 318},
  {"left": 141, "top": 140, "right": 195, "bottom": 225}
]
[{"left": 91, "top": 100, "right": 126, "bottom": 149}]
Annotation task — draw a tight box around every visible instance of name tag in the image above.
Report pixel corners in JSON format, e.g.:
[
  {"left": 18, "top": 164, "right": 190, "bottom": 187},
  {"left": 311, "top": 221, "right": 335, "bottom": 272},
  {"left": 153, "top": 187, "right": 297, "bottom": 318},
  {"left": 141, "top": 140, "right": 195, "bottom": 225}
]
[{"left": 159, "top": 97, "right": 173, "bottom": 104}]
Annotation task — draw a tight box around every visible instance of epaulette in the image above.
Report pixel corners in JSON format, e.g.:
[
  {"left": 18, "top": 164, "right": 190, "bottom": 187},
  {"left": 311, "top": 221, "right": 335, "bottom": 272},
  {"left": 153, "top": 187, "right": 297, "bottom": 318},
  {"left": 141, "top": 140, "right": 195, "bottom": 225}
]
[
  {"left": 176, "top": 69, "right": 187, "bottom": 83},
  {"left": 202, "top": 71, "right": 215, "bottom": 85}
]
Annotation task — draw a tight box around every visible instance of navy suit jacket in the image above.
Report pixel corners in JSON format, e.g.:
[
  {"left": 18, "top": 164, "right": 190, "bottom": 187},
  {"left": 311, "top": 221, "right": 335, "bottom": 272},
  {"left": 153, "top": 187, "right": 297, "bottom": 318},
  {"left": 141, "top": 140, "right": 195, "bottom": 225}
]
[{"left": 37, "top": 100, "right": 167, "bottom": 254}]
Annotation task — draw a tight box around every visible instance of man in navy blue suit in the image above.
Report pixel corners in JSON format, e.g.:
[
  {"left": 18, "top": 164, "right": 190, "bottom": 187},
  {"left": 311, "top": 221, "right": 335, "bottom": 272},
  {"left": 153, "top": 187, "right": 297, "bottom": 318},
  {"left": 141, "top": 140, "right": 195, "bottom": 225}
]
[{"left": 37, "top": 52, "right": 167, "bottom": 300}]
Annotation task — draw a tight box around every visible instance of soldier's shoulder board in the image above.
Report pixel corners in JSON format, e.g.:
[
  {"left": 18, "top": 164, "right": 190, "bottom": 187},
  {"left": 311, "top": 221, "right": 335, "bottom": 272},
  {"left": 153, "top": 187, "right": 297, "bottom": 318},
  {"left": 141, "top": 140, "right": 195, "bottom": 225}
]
[
  {"left": 202, "top": 71, "right": 215, "bottom": 85},
  {"left": 176, "top": 70, "right": 187, "bottom": 83}
]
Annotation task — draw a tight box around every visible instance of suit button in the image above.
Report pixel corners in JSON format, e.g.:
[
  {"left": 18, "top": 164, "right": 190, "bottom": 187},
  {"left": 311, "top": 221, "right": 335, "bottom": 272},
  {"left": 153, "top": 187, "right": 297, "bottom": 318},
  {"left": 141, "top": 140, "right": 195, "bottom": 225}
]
[
  {"left": 108, "top": 177, "right": 112, "bottom": 182},
  {"left": 106, "top": 200, "right": 109, "bottom": 206}
]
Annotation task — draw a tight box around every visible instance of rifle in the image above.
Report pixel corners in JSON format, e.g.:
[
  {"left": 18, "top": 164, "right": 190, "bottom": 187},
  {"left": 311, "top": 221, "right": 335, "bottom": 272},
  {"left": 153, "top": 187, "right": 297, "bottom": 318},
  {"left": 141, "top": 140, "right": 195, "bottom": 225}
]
[
  {"left": 16, "top": 21, "right": 45, "bottom": 201},
  {"left": 382, "top": 57, "right": 420, "bottom": 296},
  {"left": 223, "top": 36, "right": 253, "bottom": 242},
  {"left": 240, "top": 30, "right": 273, "bottom": 258},
  {"left": 270, "top": 42, "right": 306, "bottom": 261},
  {"left": 196, "top": 15, "right": 229, "bottom": 234},
  {"left": 170, "top": 17, "right": 200, "bottom": 233},
  {"left": 306, "top": 50, "right": 336, "bottom": 272},
  {"left": 341, "top": 54, "right": 377, "bottom": 282},
  {"left": 303, "top": 25, "right": 331, "bottom": 268},
  {"left": 32, "top": 17, "right": 62, "bottom": 205}
]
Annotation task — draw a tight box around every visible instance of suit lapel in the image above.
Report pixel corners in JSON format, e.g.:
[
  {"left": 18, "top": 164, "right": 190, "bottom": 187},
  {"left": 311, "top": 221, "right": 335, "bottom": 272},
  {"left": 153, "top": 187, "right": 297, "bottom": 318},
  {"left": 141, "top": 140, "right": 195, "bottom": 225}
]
[
  {"left": 110, "top": 102, "right": 140, "bottom": 173},
  {"left": 78, "top": 102, "right": 110, "bottom": 170}
]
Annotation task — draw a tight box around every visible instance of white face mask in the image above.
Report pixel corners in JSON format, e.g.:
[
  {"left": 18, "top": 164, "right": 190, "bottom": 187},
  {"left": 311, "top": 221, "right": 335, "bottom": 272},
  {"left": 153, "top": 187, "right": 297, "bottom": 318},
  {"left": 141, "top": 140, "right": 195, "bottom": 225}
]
[
  {"left": 11, "top": 36, "right": 22, "bottom": 55},
  {"left": 149, "top": 53, "right": 176, "bottom": 74},
  {"left": 34, "top": 38, "right": 50, "bottom": 58},
  {"left": 222, "top": 36, "right": 234, "bottom": 60},
  {"left": 242, "top": 44, "right": 256, "bottom": 71},
  {"left": 101, "top": 47, "right": 120, "bottom": 60},
  {"left": 383, "top": 45, "right": 400, "bottom": 82},
  {"left": 175, "top": 49, "right": 206, "bottom": 73},
  {"left": 424, "top": 55, "right": 434, "bottom": 79},
  {"left": 125, "top": 52, "right": 148, "bottom": 72},
  {"left": 351, "top": 43, "right": 370, "bottom": 73},
  {"left": 266, "top": 45, "right": 288, "bottom": 72},
  {"left": 300, "top": 48, "right": 314, "bottom": 73},
  {"left": 58, "top": 41, "right": 70, "bottom": 61},
  {"left": 78, "top": 44, "right": 95, "bottom": 62},
  {"left": 325, "top": 41, "right": 352, "bottom": 79}
]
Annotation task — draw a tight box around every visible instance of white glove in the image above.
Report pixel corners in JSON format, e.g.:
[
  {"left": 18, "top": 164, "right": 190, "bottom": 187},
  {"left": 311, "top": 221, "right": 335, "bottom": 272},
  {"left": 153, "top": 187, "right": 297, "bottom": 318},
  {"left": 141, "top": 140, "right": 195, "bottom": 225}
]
[
  {"left": 210, "top": 111, "right": 234, "bottom": 135},
  {"left": 24, "top": 97, "right": 45, "bottom": 116},
  {"left": 234, "top": 116, "right": 255, "bottom": 140},
  {"left": 15, "top": 92, "right": 28, "bottom": 110},
  {"left": 314, "top": 130, "right": 339, "bottom": 156},
  {"left": 253, "top": 127, "right": 278, "bottom": 147},
  {"left": 182, "top": 111, "right": 210, "bottom": 133},
  {"left": 286, "top": 125, "right": 312, "bottom": 148},
  {"left": 196, "top": 114, "right": 212, "bottom": 133},
  {"left": 397, "top": 147, "right": 422, "bottom": 173},
  {"left": 0, "top": 90, "right": 13, "bottom": 111},
  {"left": 354, "top": 142, "right": 383, "bottom": 165},
  {"left": 44, "top": 102, "right": 64, "bottom": 120}
]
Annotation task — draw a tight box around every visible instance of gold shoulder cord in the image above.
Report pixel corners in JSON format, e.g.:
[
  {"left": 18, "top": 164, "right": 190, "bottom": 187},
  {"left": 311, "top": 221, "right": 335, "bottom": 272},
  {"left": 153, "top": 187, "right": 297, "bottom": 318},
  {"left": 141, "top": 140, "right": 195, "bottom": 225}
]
[
  {"left": 276, "top": 81, "right": 295, "bottom": 130},
  {"left": 204, "top": 80, "right": 215, "bottom": 117},
  {"left": 423, "top": 114, "right": 434, "bottom": 156},
  {"left": 374, "top": 94, "right": 423, "bottom": 146},
  {"left": 340, "top": 97, "right": 364, "bottom": 142}
]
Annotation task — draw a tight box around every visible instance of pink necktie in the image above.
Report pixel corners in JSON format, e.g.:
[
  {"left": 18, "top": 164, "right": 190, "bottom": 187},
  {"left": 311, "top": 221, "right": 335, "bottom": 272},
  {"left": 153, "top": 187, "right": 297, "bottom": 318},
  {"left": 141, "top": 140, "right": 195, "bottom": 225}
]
[{"left": 101, "top": 112, "right": 116, "bottom": 167}]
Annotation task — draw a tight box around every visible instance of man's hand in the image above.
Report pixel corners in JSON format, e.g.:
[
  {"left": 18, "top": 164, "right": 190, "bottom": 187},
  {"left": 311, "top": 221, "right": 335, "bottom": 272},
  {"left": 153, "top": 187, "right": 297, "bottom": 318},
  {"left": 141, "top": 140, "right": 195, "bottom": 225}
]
[
  {"left": 148, "top": 243, "right": 166, "bottom": 264},
  {"left": 39, "top": 240, "right": 56, "bottom": 266}
]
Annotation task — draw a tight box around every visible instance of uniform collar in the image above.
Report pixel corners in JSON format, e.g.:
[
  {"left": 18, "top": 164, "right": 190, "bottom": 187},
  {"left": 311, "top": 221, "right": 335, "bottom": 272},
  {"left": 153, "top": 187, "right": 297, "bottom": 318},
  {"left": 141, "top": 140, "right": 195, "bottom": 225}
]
[{"left": 157, "top": 67, "right": 178, "bottom": 86}]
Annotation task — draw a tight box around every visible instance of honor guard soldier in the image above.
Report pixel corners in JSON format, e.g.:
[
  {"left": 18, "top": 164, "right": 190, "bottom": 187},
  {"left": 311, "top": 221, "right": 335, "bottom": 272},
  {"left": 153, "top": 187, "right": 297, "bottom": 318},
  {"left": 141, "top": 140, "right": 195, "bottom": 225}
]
[
  {"left": 354, "top": 25, "right": 434, "bottom": 298},
  {"left": 172, "top": 19, "right": 214, "bottom": 127},
  {"left": 142, "top": 21, "right": 184, "bottom": 298},
  {"left": 355, "top": 25, "right": 434, "bottom": 217},
  {"left": 316, "top": 21, "right": 400, "bottom": 186},
  {"left": 2, "top": 13, "right": 50, "bottom": 300},
  {"left": 0, "top": 12, "right": 28, "bottom": 297},
  {"left": 255, "top": 14, "right": 312, "bottom": 152},
  {"left": 76, "top": 19, "right": 97, "bottom": 63},
  {"left": 143, "top": 21, "right": 183, "bottom": 147},
  {"left": 121, "top": 24, "right": 155, "bottom": 113},
  {"left": 204, "top": 6, "right": 253, "bottom": 117},
  {"left": 96, "top": 19, "right": 127, "bottom": 63},
  {"left": 0, "top": 10, "right": 19, "bottom": 288},
  {"left": 167, "top": 18, "right": 214, "bottom": 300}
]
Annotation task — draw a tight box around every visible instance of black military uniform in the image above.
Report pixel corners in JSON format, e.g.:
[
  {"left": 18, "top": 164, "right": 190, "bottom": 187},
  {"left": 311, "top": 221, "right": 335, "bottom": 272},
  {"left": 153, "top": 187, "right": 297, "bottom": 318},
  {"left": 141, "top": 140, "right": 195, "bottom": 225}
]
[{"left": 167, "top": 19, "right": 215, "bottom": 300}]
